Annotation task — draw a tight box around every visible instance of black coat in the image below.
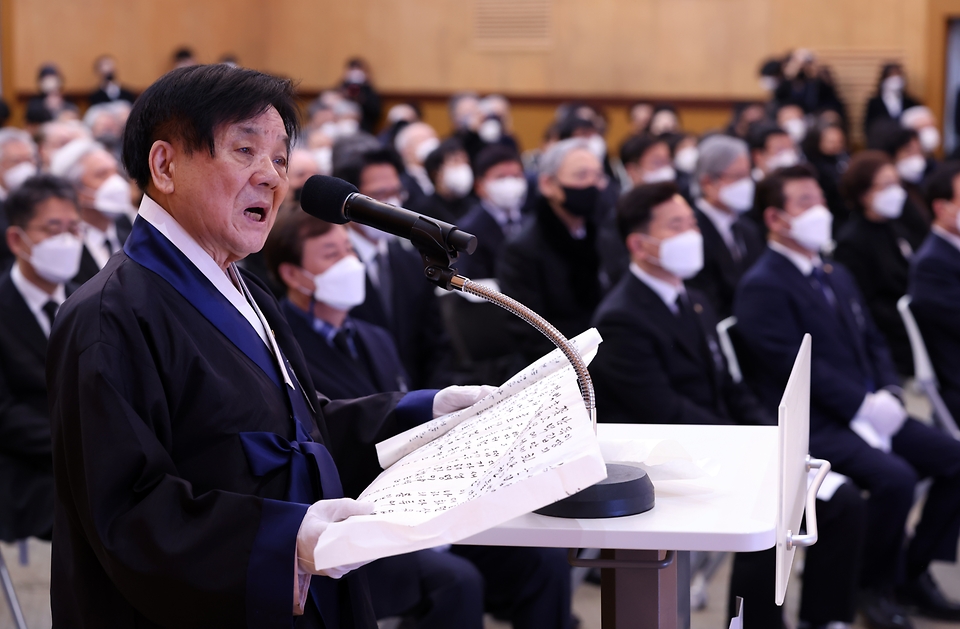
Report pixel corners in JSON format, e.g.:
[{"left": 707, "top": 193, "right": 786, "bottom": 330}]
[
  {"left": 0, "top": 199, "right": 13, "bottom": 273},
  {"left": 863, "top": 93, "right": 921, "bottom": 135},
  {"left": 422, "top": 192, "right": 474, "bottom": 223},
  {"left": 497, "top": 196, "right": 607, "bottom": 362},
  {"left": 0, "top": 272, "right": 75, "bottom": 541},
  {"left": 590, "top": 272, "right": 771, "bottom": 426},
  {"left": 733, "top": 248, "right": 900, "bottom": 433},
  {"left": 72, "top": 214, "right": 133, "bottom": 285},
  {"left": 46, "top": 242, "right": 430, "bottom": 628},
  {"left": 283, "top": 300, "right": 409, "bottom": 400},
  {"left": 88, "top": 85, "right": 138, "bottom": 106},
  {"left": 457, "top": 202, "right": 509, "bottom": 280},
  {"left": 687, "top": 207, "right": 765, "bottom": 320},
  {"left": 832, "top": 214, "right": 925, "bottom": 376},
  {"left": 350, "top": 240, "right": 454, "bottom": 389},
  {"left": 909, "top": 232, "right": 960, "bottom": 419}
]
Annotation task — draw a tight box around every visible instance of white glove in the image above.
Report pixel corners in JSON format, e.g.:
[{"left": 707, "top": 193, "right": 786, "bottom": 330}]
[
  {"left": 296, "top": 498, "right": 375, "bottom": 578},
  {"left": 850, "top": 390, "right": 908, "bottom": 452},
  {"left": 432, "top": 385, "right": 497, "bottom": 418}
]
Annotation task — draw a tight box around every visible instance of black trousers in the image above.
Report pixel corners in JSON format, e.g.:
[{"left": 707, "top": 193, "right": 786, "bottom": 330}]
[
  {"left": 811, "top": 417, "right": 960, "bottom": 587},
  {"left": 728, "top": 481, "right": 866, "bottom": 627}
]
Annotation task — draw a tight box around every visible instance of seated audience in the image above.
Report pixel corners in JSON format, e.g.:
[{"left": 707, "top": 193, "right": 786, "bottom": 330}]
[
  {"left": 835, "top": 151, "right": 924, "bottom": 377},
  {"left": 867, "top": 121, "right": 932, "bottom": 235},
  {"left": 734, "top": 165, "right": 960, "bottom": 626},
  {"left": 909, "top": 162, "right": 960, "bottom": 420},
  {"left": 422, "top": 138, "right": 474, "bottom": 222},
  {"left": 49, "top": 138, "right": 134, "bottom": 284},
  {"left": 0, "top": 129, "right": 39, "bottom": 271},
  {"left": 747, "top": 123, "right": 799, "bottom": 180},
  {"left": 801, "top": 121, "right": 851, "bottom": 230},
  {"left": 900, "top": 106, "right": 941, "bottom": 163},
  {"left": 25, "top": 64, "right": 77, "bottom": 128},
  {"left": 619, "top": 134, "right": 676, "bottom": 188},
  {"left": 88, "top": 54, "right": 137, "bottom": 106},
  {"left": 458, "top": 145, "right": 527, "bottom": 279},
  {"left": 335, "top": 148, "right": 454, "bottom": 389},
  {"left": 395, "top": 121, "right": 441, "bottom": 211},
  {"left": 37, "top": 120, "right": 91, "bottom": 172},
  {"left": 498, "top": 138, "right": 610, "bottom": 362},
  {"left": 0, "top": 175, "right": 83, "bottom": 544},
  {"left": 775, "top": 103, "right": 809, "bottom": 145},
  {"left": 686, "top": 134, "right": 764, "bottom": 319},
  {"left": 339, "top": 57, "right": 382, "bottom": 133},
  {"left": 864, "top": 63, "right": 920, "bottom": 135}
]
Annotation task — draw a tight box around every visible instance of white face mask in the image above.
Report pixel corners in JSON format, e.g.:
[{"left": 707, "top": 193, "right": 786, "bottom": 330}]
[
  {"left": 19, "top": 230, "right": 83, "bottom": 284},
  {"left": 305, "top": 255, "right": 367, "bottom": 311},
  {"left": 442, "top": 164, "right": 474, "bottom": 198},
  {"left": 883, "top": 75, "right": 905, "bottom": 93},
  {"left": 872, "top": 184, "right": 906, "bottom": 219},
  {"left": 919, "top": 127, "right": 941, "bottom": 154},
  {"left": 782, "top": 118, "right": 807, "bottom": 143},
  {"left": 478, "top": 118, "right": 502, "bottom": 144},
  {"left": 319, "top": 121, "right": 341, "bottom": 140},
  {"left": 93, "top": 174, "right": 134, "bottom": 218},
  {"left": 759, "top": 76, "right": 779, "bottom": 92},
  {"left": 336, "top": 119, "right": 359, "bottom": 138},
  {"left": 766, "top": 149, "right": 799, "bottom": 171},
  {"left": 414, "top": 137, "right": 440, "bottom": 164},
  {"left": 787, "top": 205, "right": 833, "bottom": 252},
  {"left": 587, "top": 135, "right": 607, "bottom": 161},
  {"left": 3, "top": 161, "right": 37, "bottom": 192},
  {"left": 485, "top": 176, "right": 527, "bottom": 212},
  {"left": 642, "top": 166, "right": 676, "bottom": 183},
  {"left": 674, "top": 146, "right": 699, "bottom": 174},
  {"left": 652, "top": 229, "right": 704, "bottom": 279},
  {"left": 312, "top": 147, "right": 332, "bottom": 176},
  {"left": 718, "top": 177, "right": 755, "bottom": 213},
  {"left": 896, "top": 155, "right": 926, "bottom": 184}
]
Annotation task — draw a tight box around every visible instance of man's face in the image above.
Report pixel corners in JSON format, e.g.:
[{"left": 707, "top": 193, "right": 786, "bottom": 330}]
[
  {"left": 626, "top": 142, "right": 671, "bottom": 184},
  {"left": 163, "top": 107, "right": 289, "bottom": 265},
  {"left": 0, "top": 140, "right": 36, "bottom": 180},
  {"left": 765, "top": 177, "right": 824, "bottom": 236},
  {"left": 630, "top": 195, "right": 699, "bottom": 264},
  {"left": 7, "top": 197, "right": 81, "bottom": 262},
  {"left": 540, "top": 148, "right": 605, "bottom": 206},
  {"left": 477, "top": 160, "right": 524, "bottom": 200},
  {"left": 41, "top": 124, "right": 88, "bottom": 168},
  {"left": 358, "top": 163, "right": 404, "bottom": 203},
  {"left": 701, "top": 154, "right": 751, "bottom": 207},
  {"left": 758, "top": 134, "right": 796, "bottom": 174},
  {"left": 287, "top": 150, "right": 320, "bottom": 192},
  {"left": 402, "top": 125, "right": 438, "bottom": 165},
  {"left": 301, "top": 225, "right": 355, "bottom": 277},
  {"left": 79, "top": 149, "right": 119, "bottom": 207}
]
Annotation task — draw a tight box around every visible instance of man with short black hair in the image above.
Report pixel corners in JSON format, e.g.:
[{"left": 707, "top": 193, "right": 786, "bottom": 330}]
[
  {"left": 735, "top": 165, "right": 960, "bottom": 627},
  {"left": 619, "top": 134, "right": 676, "bottom": 187},
  {"left": 0, "top": 175, "right": 82, "bottom": 545},
  {"left": 910, "top": 161, "right": 960, "bottom": 421},
  {"left": 747, "top": 123, "right": 800, "bottom": 180}
]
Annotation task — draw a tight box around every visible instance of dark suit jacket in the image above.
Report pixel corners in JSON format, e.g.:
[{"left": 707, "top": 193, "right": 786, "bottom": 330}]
[
  {"left": 909, "top": 232, "right": 960, "bottom": 419},
  {"left": 350, "top": 239, "right": 453, "bottom": 389},
  {"left": 863, "top": 93, "right": 921, "bottom": 135},
  {"left": 0, "top": 199, "right": 13, "bottom": 273},
  {"left": 591, "top": 272, "right": 771, "bottom": 426},
  {"left": 87, "top": 85, "right": 137, "bottom": 106},
  {"left": 833, "top": 214, "right": 925, "bottom": 375},
  {"left": 733, "top": 248, "right": 899, "bottom": 433},
  {"left": 0, "top": 271, "right": 74, "bottom": 540},
  {"left": 282, "top": 300, "right": 409, "bottom": 399},
  {"left": 687, "top": 206, "right": 765, "bottom": 319},
  {"left": 457, "top": 202, "right": 509, "bottom": 280},
  {"left": 72, "top": 214, "right": 133, "bottom": 285}
]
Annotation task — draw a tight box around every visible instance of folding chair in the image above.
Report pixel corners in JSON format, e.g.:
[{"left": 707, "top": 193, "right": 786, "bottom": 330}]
[
  {"left": 0, "top": 544, "right": 28, "bottom": 629},
  {"left": 897, "top": 296, "right": 960, "bottom": 440},
  {"left": 716, "top": 316, "right": 742, "bottom": 384}
]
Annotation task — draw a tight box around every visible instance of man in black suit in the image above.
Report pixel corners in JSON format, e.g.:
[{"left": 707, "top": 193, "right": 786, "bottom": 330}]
[
  {"left": 591, "top": 181, "right": 865, "bottom": 629},
  {"left": 87, "top": 55, "right": 137, "bottom": 106},
  {"left": 49, "top": 138, "right": 134, "bottom": 284},
  {"left": 0, "top": 175, "right": 83, "bottom": 543},
  {"left": 498, "top": 137, "right": 611, "bottom": 362},
  {"left": 265, "top": 211, "right": 574, "bottom": 629},
  {"left": 457, "top": 145, "right": 527, "bottom": 280},
  {"left": 734, "top": 165, "right": 960, "bottom": 626},
  {"left": 687, "top": 134, "right": 765, "bottom": 319},
  {"left": 334, "top": 148, "right": 455, "bottom": 389},
  {"left": 910, "top": 162, "right": 960, "bottom": 420}
]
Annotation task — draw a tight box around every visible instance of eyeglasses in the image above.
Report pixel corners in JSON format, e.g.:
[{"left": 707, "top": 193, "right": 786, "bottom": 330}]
[{"left": 26, "top": 219, "right": 83, "bottom": 238}]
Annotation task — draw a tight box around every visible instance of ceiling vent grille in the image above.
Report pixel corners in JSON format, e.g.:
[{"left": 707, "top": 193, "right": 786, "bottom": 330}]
[{"left": 474, "top": 0, "right": 553, "bottom": 51}]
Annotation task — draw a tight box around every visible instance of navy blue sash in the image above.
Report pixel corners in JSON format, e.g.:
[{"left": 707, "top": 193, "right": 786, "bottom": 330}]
[{"left": 124, "top": 216, "right": 342, "bottom": 626}]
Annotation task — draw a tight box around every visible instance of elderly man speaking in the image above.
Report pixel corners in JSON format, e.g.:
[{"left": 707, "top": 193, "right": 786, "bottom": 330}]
[{"left": 47, "top": 64, "right": 489, "bottom": 628}]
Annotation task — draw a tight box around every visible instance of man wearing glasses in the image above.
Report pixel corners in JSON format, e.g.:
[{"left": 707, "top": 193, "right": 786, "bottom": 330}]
[{"left": 0, "top": 174, "right": 82, "bottom": 543}]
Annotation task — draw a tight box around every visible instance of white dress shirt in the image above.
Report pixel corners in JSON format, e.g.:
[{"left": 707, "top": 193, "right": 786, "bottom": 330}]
[
  {"left": 629, "top": 262, "right": 683, "bottom": 314},
  {"left": 480, "top": 199, "right": 522, "bottom": 230},
  {"left": 933, "top": 225, "right": 960, "bottom": 254},
  {"left": 10, "top": 263, "right": 66, "bottom": 337},
  {"left": 83, "top": 221, "right": 122, "bottom": 270},
  {"left": 696, "top": 198, "right": 738, "bottom": 252}
]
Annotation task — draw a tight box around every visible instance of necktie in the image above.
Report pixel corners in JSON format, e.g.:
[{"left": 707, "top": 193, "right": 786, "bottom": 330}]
[
  {"left": 810, "top": 266, "right": 837, "bottom": 310},
  {"left": 332, "top": 328, "right": 356, "bottom": 361},
  {"left": 42, "top": 300, "right": 58, "bottom": 329},
  {"left": 376, "top": 250, "right": 394, "bottom": 323},
  {"left": 674, "top": 292, "right": 702, "bottom": 351}
]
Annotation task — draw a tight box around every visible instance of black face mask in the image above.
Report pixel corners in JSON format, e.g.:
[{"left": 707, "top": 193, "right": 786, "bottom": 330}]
[{"left": 561, "top": 185, "right": 600, "bottom": 218}]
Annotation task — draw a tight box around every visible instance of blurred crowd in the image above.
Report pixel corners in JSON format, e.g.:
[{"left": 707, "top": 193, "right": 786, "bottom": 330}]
[{"left": 3, "top": 45, "right": 960, "bottom": 629}]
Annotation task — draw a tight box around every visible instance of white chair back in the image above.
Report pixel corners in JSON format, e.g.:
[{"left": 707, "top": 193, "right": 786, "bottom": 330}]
[{"left": 716, "top": 316, "right": 741, "bottom": 384}]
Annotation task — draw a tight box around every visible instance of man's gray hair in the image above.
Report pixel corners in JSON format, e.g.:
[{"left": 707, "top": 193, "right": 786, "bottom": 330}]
[
  {"left": 539, "top": 138, "right": 592, "bottom": 178},
  {"left": 0, "top": 128, "right": 36, "bottom": 157},
  {"left": 49, "top": 138, "right": 108, "bottom": 184},
  {"left": 695, "top": 134, "right": 749, "bottom": 183}
]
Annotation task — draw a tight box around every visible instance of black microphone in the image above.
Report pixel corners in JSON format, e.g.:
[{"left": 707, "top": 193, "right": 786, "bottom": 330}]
[{"left": 299, "top": 175, "right": 477, "bottom": 255}]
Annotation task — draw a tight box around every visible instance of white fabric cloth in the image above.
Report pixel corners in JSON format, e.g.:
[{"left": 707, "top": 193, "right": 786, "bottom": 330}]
[
  {"left": 10, "top": 263, "right": 66, "bottom": 337},
  {"left": 629, "top": 262, "right": 683, "bottom": 314},
  {"left": 82, "top": 221, "right": 121, "bottom": 270}
]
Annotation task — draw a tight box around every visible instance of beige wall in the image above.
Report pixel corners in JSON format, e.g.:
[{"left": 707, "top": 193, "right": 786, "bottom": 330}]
[{"left": 4, "top": 0, "right": 934, "bottom": 98}]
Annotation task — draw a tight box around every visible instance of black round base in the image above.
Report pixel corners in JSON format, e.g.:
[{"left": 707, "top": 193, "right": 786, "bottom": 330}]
[{"left": 535, "top": 463, "right": 655, "bottom": 519}]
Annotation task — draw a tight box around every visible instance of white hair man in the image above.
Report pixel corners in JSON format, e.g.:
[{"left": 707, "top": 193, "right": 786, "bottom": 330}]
[
  {"left": 0, "top": 128, "right": 39, "bottom": 200},
  {"left": 50, "top": 138, "right": 136, "bottom": 283},
  {"left": 394, "top": 121, "right": 440, "bottom": 202},
  {"left": 38, "top": 120, "right": 91, "bottom": 171},
  {"left": 901, "top": 106, "right": 941, "bottom": 156}
]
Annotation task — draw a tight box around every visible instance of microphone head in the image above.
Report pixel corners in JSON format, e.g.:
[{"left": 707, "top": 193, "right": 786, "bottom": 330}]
[{"left": 299, "top": 175, "right": 359, "bottom": 224}]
